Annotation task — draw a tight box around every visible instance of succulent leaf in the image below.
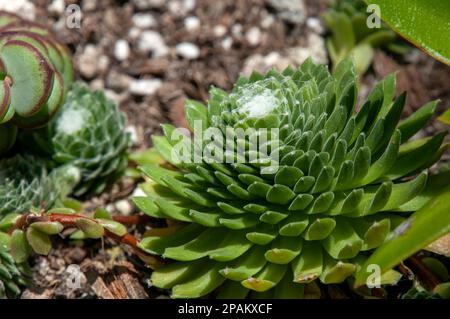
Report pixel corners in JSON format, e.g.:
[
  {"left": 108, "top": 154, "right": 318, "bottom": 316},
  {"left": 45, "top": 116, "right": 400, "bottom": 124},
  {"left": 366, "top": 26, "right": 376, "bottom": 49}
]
[
  {"left": 0, "top": 248, "right": 29, "bottom": 298},
  {"left": 0, "top": 11, "right": 73, "bottom": 154}
]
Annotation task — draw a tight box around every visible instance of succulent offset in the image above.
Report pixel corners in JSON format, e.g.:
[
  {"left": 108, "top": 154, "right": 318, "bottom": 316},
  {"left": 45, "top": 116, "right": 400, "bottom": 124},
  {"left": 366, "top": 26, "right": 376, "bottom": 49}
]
[
  {"left": 0, "top": 154, "right": 80, "bottom": 217},
  {"left": 134, "top": 58, "right": 448, "bottom": 298},
  {"left": 322, "top": 0, "right": 408, "bottom": 75},
  {"left": 0, "top": 11, "right": 73, "bottom": 155},
  {"left": 27, "top": 83, "right": 131, "bottom": 196},
  {"left": 0, "top": 249, "right": 29, "bottom": 299}
]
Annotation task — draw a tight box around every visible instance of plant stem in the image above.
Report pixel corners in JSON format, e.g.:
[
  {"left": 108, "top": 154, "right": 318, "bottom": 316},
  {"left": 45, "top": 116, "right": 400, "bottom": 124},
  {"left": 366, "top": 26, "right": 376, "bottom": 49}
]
[{"left": 9, "top": 211, "right": 163, "bottom": 268}]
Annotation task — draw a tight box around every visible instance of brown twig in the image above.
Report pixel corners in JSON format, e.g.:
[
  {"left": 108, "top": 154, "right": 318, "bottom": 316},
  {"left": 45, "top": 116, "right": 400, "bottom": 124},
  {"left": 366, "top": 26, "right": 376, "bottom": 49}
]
[{"left": 407, "top": 255, "right": 442, "bottom": 291}]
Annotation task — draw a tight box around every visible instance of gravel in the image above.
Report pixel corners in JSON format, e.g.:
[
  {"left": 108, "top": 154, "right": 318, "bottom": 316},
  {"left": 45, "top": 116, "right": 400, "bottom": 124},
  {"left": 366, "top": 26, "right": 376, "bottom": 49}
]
[
  {"left": 176, "top": 42, "right": 200, "bottom": 60},
  {"left": 129, "top": 78, "right": 162, "bottom": 96},
  {"left": 137, "top": 30, "right": 169, "bottom": 57},
  {"left": 114, "top": 40, "right": 131, "bottom": 61}
]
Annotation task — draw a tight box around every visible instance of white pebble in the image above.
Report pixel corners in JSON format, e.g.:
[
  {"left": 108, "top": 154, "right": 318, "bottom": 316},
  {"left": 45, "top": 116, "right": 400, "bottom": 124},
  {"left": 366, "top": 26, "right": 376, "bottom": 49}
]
[
  {"left": 129, "top": 78, "right": 162, "bottom": 96},
  {"left": 138, "top": 30, "right": 169, "bottom": 57},
  {"left": 125, "top": 125, "right": 139, "bottom": 145},
  {"left": 128, "top": 27, "right": 142, "bottom": 40},
  {"left": 221, "top": 37, "right": 233, "bottom": 50},
  {"left": 48, "top": 0, "right": 65, "bottom": 14},
  {"left": 213, "top": 25, "right": 227, "bottom": 37},
  {"left": 114, "top": 39, "right": 130, "bottom": 61},
  {"left": 105, "top": 204, "right": 115, "bottom": 213},
  {"left": 306, "top": 17, "right": 324, "bottom": 34},
  {"left": 132, "top": 0, "right": 165, "bottom": 10},
  {"left": 132, "top": 187, "right": 147, "bottom": 197},
  {"left": 78, "top": 44, "right": 101, "bottom": 78},
  {"left": 115, "top": 200, "right": 133, "bottom": 215},
  {"left": 261, "top": 15, "right": 275, "bottom": 29},
  {"left": 245, "top": 27, "right": 262, "bottom": 47},
  {"left": 0, "top": 0, "right": 35, "bottom": 20},
  {"left": 231, "top": 24, "right": 243, "bottom": 38},
  {"left": 132, "top": 13, "right": 157, "bottom": 29},
  {"left": 176, "top": 42, "right": 200, "bottom": 59},
  {"left": 184, "top": 16, "right": 200, "bottom": 30}
]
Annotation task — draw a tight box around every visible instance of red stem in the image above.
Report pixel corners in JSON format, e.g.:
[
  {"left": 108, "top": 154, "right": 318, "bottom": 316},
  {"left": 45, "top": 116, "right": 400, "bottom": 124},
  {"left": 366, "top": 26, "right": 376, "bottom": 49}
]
[{"left": 9, "top": 211, "right": 155, "bottom": 260}]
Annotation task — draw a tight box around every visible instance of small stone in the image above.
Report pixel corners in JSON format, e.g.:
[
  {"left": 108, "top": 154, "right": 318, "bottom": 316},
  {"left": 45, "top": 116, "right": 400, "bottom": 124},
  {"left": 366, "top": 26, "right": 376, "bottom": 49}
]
[
  {"left": 81, "top": 0, "right": 96, "bottom": 11},
  {"left": 288, "top": 33, "right": 328, "bottom": 65},
  {"left": 132, "top": 13, "right": 157, "bottom": 29},
  {"left": 184, "top": 16, "right": 200, "bottom": 30},
  {"left": 132, "top": 0, "right": 165, "bottom": 10},
  {"left": 114, "top": 40, "right": 131, "bottom": 61},
  {"left": 105, "top": 204, "right": 115, "bottom": 213},
  {"left": 90, "top": 79, "right": 104, "bottom": 90},
  {"left": 125, "top": 125, "right": 139, "bottom": 145},
  {"left": 306, "top": 17, "right": 325, "bottom": 34},
  {"left": 183, "top": 0, "right": 196, "bottom": 12},
  {"left": 213, "top": 25, "right": 227, "bottom": 37},
  {"left": 129, "top": 78, "right": 162, "bottom": 96},
  {"left": 221, "top": 37, "right": 233, "bottom": 50},
  {"left": 104, "top": 90, "right": 124, "bottom": 103},
  {"left": 245, "top": 27, "right": 262, "bottom": 47},
  {"left": 231, "top": 24, "right": 243, "bottom": 38},
  {"left": 128, "top": 27, "right": 142, "bottom": 40},
  {"left": 98, "top": 55, "right": 110, "bottom": 74},
  {"left": 77, "top": 45, "right": 101, "bottom": 78},
  {"left": 242, "top": 52, "right": 291, "bottom": 76},
  {"left": 0, "top": 0, "right": 36, "bottom": 20},
  {"left": 106, "top": 70, "right": 132, "bottom": 90},
  {"left": 176, "top": 42, "right": 200, "bottom": 60},
  {"left": 261, "top": 15, "right": 275, "bottom": 29},
  {"left": 132, "top": 187, "right": 147, "bottom": 197},
  {"left": 267, "top": 0, "right": 306, "bottom": 25},
  {"left": 138, "top": 31, "right": 169, "bottom": 57},
  {"left": 168, "top": 0, "right": 195, "bottom": 16},
  {"left": 48, "top": 0, "right": 65, "bottom": 15},
  {"left": 115, "top": 200, "right": 133, "bottom": 216}
]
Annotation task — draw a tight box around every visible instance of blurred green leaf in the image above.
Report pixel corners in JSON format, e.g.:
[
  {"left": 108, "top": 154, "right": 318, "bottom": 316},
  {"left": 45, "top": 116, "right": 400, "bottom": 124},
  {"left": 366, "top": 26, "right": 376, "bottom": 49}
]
[
  {"left": 129, "top": 147, "right": 165, "bottom": 166},
  {"left": 365, "top": 0, "right": 450, "bottom": 64},
  {"left": 355, "top": 188, "right": 450, "bottom": 287},
  {"left": 438, "top": 109, "right": 450, "bottom": 125}
]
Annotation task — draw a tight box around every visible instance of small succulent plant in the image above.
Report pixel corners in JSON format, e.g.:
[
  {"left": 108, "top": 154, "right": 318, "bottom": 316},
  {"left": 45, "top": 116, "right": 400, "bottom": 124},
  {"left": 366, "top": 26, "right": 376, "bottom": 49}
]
[
  {"left": 0, "top": 249, "right": 29, "bottom": 299},
  {"left": 26, "top": 83, "right": 131, "bottom": 196},
  {"left": 0, "top": 11, "right": 73, "bottom": 155},
  {"left": 322, "top": 0, "right": 409, "bottom": 75},
  {"left": 0, "top": 154, "right": 80, "bottom": 217},
  {"left": 133, "top": 58, "right": 447, "bottom": 298}
]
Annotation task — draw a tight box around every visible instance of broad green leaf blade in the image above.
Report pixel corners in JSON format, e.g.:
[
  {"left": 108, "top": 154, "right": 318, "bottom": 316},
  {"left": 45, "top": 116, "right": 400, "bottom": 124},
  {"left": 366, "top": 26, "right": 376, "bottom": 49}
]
[
  {"left": 355, "top": 188, "right": 450, "bottom": 287},
  {"left": 365, "top": 0, "right": 450, "bottom": 64}
]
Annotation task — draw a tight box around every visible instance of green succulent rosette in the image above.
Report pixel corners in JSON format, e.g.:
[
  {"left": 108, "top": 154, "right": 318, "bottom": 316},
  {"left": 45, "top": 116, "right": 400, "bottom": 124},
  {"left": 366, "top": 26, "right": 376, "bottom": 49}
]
[
  {"left": 27, "top": 83, "right": 131, "bottom": 196},
  {"left": 0, "top": 248, "right": 30, "bottom": 299},
  {"left": 0, "top": 11, "right": 73, "bottom": 155},
  {"left": 0, "top": 154, "right": 80, "bottom": 216},
  {"left": 135, "top": 58, "right": 448, "bottom": 298}
]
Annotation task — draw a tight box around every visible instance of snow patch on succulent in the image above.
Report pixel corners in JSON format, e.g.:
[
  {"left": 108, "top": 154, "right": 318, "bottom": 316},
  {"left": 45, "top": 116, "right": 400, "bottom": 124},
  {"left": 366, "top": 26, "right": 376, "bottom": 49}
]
[
  {"left": 233, "top": 78, "right": 287, "bottom": 119},
  {"left": 56, "top": 108, "right": 89, "bottom": 134}
]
